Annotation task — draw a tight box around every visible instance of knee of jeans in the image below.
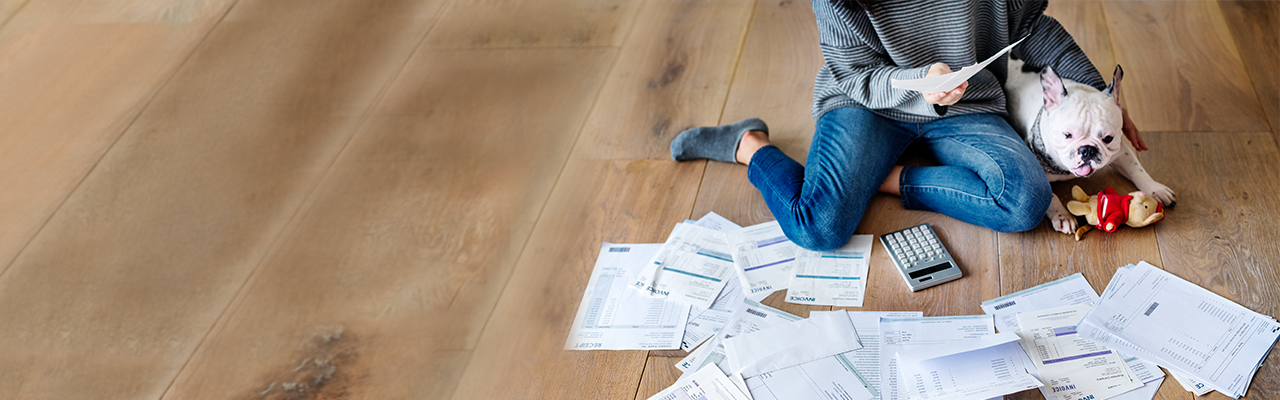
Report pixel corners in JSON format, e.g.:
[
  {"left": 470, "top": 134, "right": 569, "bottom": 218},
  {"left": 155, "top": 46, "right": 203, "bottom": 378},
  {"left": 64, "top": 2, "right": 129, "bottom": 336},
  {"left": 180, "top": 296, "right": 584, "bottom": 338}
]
[
  {"left": 786, "top": 225, "right": 850, "bottom": 252},
  {"left": 993, "top": 180, "right": 1052, "bottom": 233}
]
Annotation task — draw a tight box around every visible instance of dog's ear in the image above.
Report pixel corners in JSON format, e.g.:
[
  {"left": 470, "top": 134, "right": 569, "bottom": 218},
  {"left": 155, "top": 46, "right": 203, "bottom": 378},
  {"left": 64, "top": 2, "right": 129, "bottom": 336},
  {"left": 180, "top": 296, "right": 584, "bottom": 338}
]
[
  {"left": 1040, "top": 66, "right": 1068, "bottom": 110},
  {"left": 1103, "top": 65, "right": 1124, "bottom": 106}
]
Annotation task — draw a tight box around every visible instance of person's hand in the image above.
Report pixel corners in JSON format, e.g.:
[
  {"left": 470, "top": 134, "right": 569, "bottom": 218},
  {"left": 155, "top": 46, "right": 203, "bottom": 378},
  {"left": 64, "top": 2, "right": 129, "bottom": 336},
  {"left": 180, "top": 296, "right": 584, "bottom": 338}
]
[
  {"left": 923, "top": 62, "right": 968, "bottom": 106},
  {"left": 1121, "top": 107, "right": 1147, "bottom": 151}
]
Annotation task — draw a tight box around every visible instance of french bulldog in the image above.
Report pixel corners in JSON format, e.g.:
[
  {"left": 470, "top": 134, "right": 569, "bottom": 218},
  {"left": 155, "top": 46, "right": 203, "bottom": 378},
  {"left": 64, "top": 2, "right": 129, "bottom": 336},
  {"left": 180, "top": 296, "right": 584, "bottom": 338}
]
[{"left": 1004, "top": 58, "right": 1175, "bottom": 235}]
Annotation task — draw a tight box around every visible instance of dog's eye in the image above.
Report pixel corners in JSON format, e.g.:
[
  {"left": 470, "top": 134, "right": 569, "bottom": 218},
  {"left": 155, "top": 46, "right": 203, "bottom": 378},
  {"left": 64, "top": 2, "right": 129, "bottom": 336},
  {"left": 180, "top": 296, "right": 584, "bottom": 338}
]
[
  {"left": 1103, "top": 135, "right": 1114, "bottom": 144},
  {"left": 1064, "top": 132, "right": 1073, "bottom": 139}
]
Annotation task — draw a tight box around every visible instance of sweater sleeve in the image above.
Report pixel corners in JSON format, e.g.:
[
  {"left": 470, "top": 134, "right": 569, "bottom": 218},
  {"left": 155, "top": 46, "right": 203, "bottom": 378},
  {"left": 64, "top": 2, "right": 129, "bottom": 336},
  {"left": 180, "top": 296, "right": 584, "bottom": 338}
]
[
  {"left": 813, "top": 0, "right": 934, "bottom": 111},
  {"left": 1009, "top": 1, "right": 1106, "bottom": 90}
]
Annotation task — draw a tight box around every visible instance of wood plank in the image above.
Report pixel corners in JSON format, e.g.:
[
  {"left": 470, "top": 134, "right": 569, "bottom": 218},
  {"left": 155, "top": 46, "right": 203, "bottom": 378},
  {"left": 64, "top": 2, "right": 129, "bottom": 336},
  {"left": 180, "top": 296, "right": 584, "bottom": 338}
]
[
  {"left": 161, "top": 47, "right": 616, "bottom": 400},
  {"left": 450, "top": 158, "right": 706, "bottom": 399},
  {"left": 572, "top": 0, "right": 755, "bottom": 160},
  {"left": 634, "top": 356, "right": 684, "bottom": 400},
  {"left": 1219, "top": 0, "right": 1279, "bottom": 139},
  {"left": 1045, "top": 1, "right": 1116, "bottom": 76},
  {"left": 1103, "top": 1, "right": 1268, "bottom": 132},
  {"left": 1143, "top": 131, "right": 1280, "bottom": 400},
  {"left": 424, "top": 0, "right": 642, "bottom": 49},
  {"left": 0, "top": 0, "right": 234, "bottom": 278},
  {"left": 451, "top": 2, "right": 753, "bottom": 394},
  {"left": 0, "top": 0, "right": 443, "bottom": 397}
]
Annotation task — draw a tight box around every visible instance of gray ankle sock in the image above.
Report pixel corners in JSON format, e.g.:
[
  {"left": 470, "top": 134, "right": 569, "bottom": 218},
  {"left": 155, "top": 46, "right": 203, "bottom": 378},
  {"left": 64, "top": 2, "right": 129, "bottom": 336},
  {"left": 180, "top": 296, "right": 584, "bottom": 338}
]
[{"left": 670, "top": 118, "right": 769, "bottom": 163}]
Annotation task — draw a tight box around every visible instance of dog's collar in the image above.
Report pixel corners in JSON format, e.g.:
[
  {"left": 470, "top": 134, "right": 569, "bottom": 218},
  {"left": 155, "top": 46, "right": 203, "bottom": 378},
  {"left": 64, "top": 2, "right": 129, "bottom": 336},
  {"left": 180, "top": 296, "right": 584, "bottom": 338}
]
[{"left": 1030, "top": 107, "right": 1074, "bottom": 176}]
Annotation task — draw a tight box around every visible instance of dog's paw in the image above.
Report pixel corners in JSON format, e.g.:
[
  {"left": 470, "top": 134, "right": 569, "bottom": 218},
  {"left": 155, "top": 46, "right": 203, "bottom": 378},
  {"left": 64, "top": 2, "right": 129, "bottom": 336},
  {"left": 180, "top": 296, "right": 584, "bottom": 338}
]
[
  {"left": 1047, "top": 209, "right": 1077, "bottom": 235},
  {"left": 1139, "top": 181, "right": 1177, "bottom": 207}
]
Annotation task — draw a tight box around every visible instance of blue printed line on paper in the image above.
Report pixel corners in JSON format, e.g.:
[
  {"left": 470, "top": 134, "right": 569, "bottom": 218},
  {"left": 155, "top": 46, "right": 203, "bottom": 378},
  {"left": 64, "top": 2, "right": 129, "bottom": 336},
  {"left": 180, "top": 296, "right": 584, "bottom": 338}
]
[
  {"left": 795, "top": 275, "right": 861, "bottom": 280},
  {"left": 744, "top": 258, "right": 795, "bottom": 272},
  {"left": 695, "top": 249, "right": 733, "bottom": 262},
  {"left": 756, "top": 236, "right": 790, "bottom": 248},
  {"left": 662, "top": 267, "right": 723, "bottom": 282},
  {"left": 1044, "top": 350, "right": 1112, "bottom": 365}
]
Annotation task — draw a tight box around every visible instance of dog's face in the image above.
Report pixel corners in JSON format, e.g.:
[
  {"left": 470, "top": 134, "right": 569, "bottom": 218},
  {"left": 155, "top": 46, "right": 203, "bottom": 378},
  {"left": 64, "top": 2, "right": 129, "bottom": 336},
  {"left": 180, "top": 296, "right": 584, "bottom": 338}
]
[{"left": 1038, "top": 65, "right": 1125, "bottom": 178}]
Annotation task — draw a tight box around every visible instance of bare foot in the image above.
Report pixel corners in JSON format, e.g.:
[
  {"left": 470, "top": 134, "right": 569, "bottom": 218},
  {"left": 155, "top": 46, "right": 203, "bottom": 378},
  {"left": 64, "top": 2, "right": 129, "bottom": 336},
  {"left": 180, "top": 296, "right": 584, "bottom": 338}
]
[{"left": 736, "top": 130, "right": 771, "bottom": 165}]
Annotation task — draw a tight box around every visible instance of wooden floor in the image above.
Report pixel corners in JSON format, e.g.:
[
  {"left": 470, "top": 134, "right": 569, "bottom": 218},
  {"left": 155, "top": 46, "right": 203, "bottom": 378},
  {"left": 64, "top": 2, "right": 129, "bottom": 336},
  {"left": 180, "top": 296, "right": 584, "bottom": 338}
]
[{"left": 0, "top": 0, "right": 1275, "bottom": 399}]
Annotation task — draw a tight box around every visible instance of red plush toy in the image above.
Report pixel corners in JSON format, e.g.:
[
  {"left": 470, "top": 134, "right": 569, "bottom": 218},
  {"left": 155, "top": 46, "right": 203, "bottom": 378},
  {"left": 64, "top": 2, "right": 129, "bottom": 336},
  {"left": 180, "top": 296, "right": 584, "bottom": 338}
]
[{"left": 1065, "top": 186, "right": 1167, "bottom": 240}]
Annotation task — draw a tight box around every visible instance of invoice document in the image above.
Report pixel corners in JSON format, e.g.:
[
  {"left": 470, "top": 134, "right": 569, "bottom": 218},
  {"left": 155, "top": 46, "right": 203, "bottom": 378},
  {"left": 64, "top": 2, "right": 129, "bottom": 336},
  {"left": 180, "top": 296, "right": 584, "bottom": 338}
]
[
  {"left": 676, "top": 299, "right": 801, "bottom": 375},
  {"left": 891, "top": 36, "right": 1027, "bottom": 93},
  {"left": 842, "top": 311, "right": 924, "bottom": 400},
  {"left": 633, "top": 222, "right": 737, "bottom": 309},
  {"left": 724, "top": 220, "right": 797, "bottom": 297},
  {"left": 647, "top": 364, "right": 751, "bottom": 400},
  {"left": 681, "top": 214, "right": 755, "bottom": 352},
  {"left": 786, "top": 235, "right": 873, "bottom": 307},
  {"left": 744, "top": 351, "right": 877, "bottom": 400},
  {"left": 981, "top": 273, "right": 1164, "bottom": 400},
  {"left": 1017, "top": 303, "right": 1143, "bottom": 400},
  {"left": 724, "top": 310, "right": 863, "bottom": 377},
  {"left": 981, "top": 272, "right": 1099, "bottom": 334},
  {"left": 1079, "top": 262, "right": 1280, "bottom": 398},
  {"left": 899, "top": 335, "right": 1042, "bottom": 400},
  {"left": 565, "top": 243, "right": 691, "bottom": 350},
  {"left": 879, "top": 315, "right": 1006, "bottom": 400}
]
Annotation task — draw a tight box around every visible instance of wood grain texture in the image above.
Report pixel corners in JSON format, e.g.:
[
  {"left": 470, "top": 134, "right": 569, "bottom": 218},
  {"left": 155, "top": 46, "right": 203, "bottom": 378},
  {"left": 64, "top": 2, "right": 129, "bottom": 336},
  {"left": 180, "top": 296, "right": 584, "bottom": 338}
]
[
  {"left": 1045, "top": 1, "right": 1116, "bottom": 77},
  {"left": 1103, "top": 1, "right": 1268, "bottom": 132},
  {"left": 1219, "top": 0, "right": 1279, "bottom": 138},
  {"left": 162, "top": 48, "right": 615, "bottom": 400},
  {"left": 449, "top": 159, "right": 706, "bottom": 399},
  {"left": 424, "top": 0, "right": 641, "bottom": 49},
  {"left": 634, "top": 356, "right": 685, "bottom": 400},
  {"left": 0, "top": 0, "right": 234, "bottom": 280},
  {"left": 572, "top": 0, "right": 754, "bottom": 160},
  {"left": 1144, "top": 131, "right": 1280, "bottom": 400},
  {"left": 0, "top": 0, "right": 441, "bottom": 397}
]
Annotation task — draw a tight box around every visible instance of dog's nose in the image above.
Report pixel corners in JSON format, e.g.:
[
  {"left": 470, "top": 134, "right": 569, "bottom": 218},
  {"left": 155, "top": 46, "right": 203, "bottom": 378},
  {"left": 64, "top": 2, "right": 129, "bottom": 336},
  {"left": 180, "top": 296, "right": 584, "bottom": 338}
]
[{"left": 1080, "top": 145, "right": 1100, "bottom": 162}]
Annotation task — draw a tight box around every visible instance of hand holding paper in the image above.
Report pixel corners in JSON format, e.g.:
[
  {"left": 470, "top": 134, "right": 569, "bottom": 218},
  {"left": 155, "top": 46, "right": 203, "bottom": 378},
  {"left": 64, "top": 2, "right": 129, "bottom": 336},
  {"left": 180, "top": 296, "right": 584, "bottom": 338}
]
[{"left": 891, "top": 37, "right": 1027, "bottom": 94}]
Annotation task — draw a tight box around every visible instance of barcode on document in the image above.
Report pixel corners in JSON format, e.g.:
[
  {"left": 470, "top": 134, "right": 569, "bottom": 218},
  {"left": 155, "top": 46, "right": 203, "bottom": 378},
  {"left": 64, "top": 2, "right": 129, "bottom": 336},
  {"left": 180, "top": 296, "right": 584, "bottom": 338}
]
[
  {"left": 993, "top": 301, "right": 1016, "bottom": 310},
  {"left": 609, "top": 247, "right": 631, "bottom": 252},
  {"left": 1144, "top": 302, "right": 1160, "bottom": 316}
]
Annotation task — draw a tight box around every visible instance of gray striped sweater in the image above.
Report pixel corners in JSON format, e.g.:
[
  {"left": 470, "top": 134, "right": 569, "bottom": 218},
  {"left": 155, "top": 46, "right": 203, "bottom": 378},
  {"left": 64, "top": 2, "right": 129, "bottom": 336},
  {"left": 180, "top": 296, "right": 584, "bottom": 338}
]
[{"left": 812, "top": 0, "right": 1105, "bottom": 123}]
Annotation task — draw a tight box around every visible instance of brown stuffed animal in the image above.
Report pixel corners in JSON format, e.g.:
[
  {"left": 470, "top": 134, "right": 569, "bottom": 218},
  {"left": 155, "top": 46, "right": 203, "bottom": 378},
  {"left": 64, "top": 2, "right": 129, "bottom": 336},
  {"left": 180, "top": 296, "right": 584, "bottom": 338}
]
[{"left": 1065, "top": 185, "right": 1165, "bottom": 240}]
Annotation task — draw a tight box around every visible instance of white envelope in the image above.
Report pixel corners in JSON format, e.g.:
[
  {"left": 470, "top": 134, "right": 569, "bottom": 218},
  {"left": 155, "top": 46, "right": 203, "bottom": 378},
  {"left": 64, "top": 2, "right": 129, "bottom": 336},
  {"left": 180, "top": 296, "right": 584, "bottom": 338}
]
[
  {"left": 896, "top": 331, "right": 1021, "bottom": 365},
  {"left": 722, "top": 311, "right": 862, "bottom": 377}
]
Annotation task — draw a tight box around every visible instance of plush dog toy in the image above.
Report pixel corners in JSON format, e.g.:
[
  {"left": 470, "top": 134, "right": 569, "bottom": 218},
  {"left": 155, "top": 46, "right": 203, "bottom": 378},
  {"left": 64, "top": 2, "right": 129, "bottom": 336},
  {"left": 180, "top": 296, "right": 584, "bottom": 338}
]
[{"left": 1065, "top": 185, "right": 1165, "bottom": 240}]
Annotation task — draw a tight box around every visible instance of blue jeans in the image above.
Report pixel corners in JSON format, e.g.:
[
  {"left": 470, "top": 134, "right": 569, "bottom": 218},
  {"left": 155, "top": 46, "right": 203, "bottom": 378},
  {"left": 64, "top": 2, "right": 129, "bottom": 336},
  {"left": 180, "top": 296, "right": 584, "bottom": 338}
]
[{"left": 748, "top": 107, "right": 1051, "bottom": 251}]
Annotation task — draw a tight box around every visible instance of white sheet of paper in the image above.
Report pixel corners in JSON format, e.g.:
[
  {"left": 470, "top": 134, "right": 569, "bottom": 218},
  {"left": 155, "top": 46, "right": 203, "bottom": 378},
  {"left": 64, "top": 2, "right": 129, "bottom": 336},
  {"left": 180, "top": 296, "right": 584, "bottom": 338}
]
[
  {"left": 1078, "top": 262, "right": 1280, "bottom": 398},
  {"left": 675, "top": 299, "right": 802, "bottom": 375},
  {"left": 681, "top": 308, "right": 733, "bottom": 352},
  {"left": 725, "top": 220, "right": 797, "bottom": 297},
  {"left": 633, "top": 223, "right": 737, "bottom": 309},
  {"left": 898, "top": 339, "right": 1043, "bottom": 400},
  {"left": 878, "top": 315, "right": 999, "bottom": 400},
  {"left": 1016, "top": 303, "right": 1143, "bottom": 400},
  {"left": 744, "top": 352, "right": 877, "bottom": 400},
  {"left": 679, "top": 214, "right": 752, "bottom": 351},
  {"left": 1168, "top": 370, "right": 1214, "bottom": 396},
  {"left": 786, "top": 235, "right": 873, "bottom": 307},
  {"left": 980, "top": 272, "right": 1099, "bottom": 334},
  {"left": 890, "top": 36, "right": 1027, "bottom": 93},
  {"left": 565, "top": 243, "right": 691, "bottom": 350},
  {"left": 843, "top": 311, "right": 924, "bottom": 400},
  {"left": 724, "top": 311, "right": 864, "bottom": 377},
  {"left": 647, "top": 364, "right": 752, "bottom": 400}
]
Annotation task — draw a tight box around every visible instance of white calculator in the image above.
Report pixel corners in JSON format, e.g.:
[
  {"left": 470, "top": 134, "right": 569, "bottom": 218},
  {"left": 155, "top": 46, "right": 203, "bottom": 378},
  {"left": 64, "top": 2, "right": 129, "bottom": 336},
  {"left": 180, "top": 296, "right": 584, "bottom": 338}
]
[{"left": 879, "top": 223, "right": 962, "bottom": 291}]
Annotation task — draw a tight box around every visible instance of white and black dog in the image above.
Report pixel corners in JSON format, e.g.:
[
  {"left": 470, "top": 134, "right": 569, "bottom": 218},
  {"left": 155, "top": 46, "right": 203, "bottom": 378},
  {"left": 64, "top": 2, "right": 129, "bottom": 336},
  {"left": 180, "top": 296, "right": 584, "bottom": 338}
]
[{"left": 1004, "top": 58, "right": 1175, "bottom": 235}]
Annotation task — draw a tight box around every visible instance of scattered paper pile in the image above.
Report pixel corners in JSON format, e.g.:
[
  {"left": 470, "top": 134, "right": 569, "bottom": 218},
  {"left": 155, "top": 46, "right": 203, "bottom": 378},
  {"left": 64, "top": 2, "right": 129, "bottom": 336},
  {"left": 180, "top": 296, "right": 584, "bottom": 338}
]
[{"left": 564, "top": 213, "right": 1278, "bottom": 400}]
